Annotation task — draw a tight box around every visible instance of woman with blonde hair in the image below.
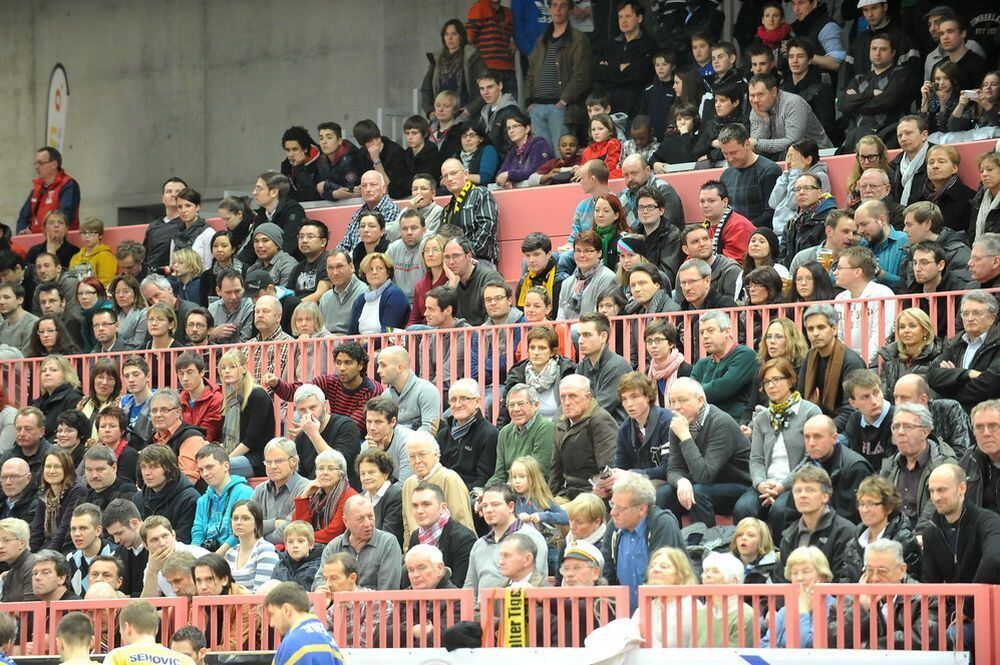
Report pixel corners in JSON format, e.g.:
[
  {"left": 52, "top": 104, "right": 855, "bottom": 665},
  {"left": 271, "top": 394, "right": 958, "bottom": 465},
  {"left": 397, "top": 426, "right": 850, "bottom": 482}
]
[
  {"left": 971, "top": 150, "right": 1000, "bottom": 240},
  {"left": 290, "top": 301, "right": 332, "bottom": 378},
  {"left": 218, "top": 349, "right": 275, "bottom": 478},
  {"left": 846, "top": 135, "right": 890, "bottom": 204},
  {"left": 744, "top": 318, "right": 808, "bottom": 417},
  {"left": 633, "top": 546, "right": 702, "bottom": 647},
  {"left": 108, "top": 274, "right": 147, "bottom": 349},
  {"left": 169, "top": 247, "right": 205, "bottom": 305},
  {"left": 875, "top": 307, "right": 942, "bottom": 396},
  {"left": 347, "top": 252, "right": 410, "bottom": 334},
  {"left": 761, "top": 546, "right": 834, "bottom": 647},
  {"left": 407, "top": 234, "right": 450, "bottom": 327},
  {"left": 32, "top": 355, "right": 84, "bottom": 435},
  {"left": 914, "top": 145, "right": 975, "bottom": 232}
]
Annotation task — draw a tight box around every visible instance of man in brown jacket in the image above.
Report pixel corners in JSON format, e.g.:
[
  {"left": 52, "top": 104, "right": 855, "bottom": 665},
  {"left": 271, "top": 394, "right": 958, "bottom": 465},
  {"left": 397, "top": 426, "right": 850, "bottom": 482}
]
[{"left": 550, "top": 375, "right": 617, "bottom": 500}]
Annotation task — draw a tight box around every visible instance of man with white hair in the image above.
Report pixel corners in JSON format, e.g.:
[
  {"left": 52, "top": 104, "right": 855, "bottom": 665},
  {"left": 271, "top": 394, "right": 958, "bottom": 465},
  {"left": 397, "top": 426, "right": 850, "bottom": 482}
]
[
  {"left": 400, "top": 433, "right": 475, "bottom": 548},
  {"left": 437, "top": 379, "right": 498, "bottom": 491},
  {"left": 140, "top": 273, "right": 199, "bottom": 345},
  {"left": 339, "top": 170, "right": 402, "bottom": 250},
  {"left": 601, "top": 472, "right": 683, "bottom": 610},
  {"left": 835, "top": 539, "right": 940, "bottom": 649},
  {"left": 689, "top": 312, "right": 758, "bottom": 421},
  {"left": 0, "top": 517, "right": 36, "bottom": 601},
  {"left": 550, "top": 375, "right": 617, "bottom": 500},
  {"left": 926, "top": 290, "right": 1000, "bottom": 412},
  {"left": 313, "top": 494, "right": 403, "bottom": 592},
  {"left": 880, "top": 403, "right": 957, "bottom": 534},
  {"left": 961, "top": 399, "right": 1000, "bottom": 515},
  {"left": 252, "top": 438, "right": 310, "bottom": 545},
  {"left": 661, "top": 377, "right": 750, "bottom": 530},
  {"left": 850, "top": 168, "right": 904, "bottom": 229},
  {"left": 0, "top": 458, "right": 36, "bottom": 524},
  {"left": 969, "top": 233, "right": 1000, "bottom": 292},
  {"left": 893, "top": 374, "right": 971, "bottom": 455},
  {"left": 250, "top": 294, "right": 293, "bottom": 383},
  {"left": 389, "top": 544, "right": 463, "bottom": 645},
  {"left": 376, "top": 345, "right": 441, "bottom": 434},
  {"left": 489, "top": 384, "right": 555, "bottom": 484},
  {"left": 291, "top": 384, "right": 361, "bottom": 487}
]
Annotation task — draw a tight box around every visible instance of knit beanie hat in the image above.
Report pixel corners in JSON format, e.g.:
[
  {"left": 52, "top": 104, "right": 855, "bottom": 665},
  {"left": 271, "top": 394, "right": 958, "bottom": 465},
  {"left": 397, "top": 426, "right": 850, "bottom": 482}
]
[{"left": 253, "top": 222, "right": 284, "bottom": 248}]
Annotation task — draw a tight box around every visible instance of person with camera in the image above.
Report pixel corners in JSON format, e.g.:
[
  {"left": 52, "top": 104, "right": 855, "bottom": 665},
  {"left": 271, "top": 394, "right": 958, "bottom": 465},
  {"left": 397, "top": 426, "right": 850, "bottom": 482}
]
[{"left": 950, "top": 72, "right": 1000, "bottom": 132}]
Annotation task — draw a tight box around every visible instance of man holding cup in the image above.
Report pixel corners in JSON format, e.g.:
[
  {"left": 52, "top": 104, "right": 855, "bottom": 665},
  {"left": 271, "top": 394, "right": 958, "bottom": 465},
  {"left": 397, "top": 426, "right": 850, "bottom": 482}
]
[{"left": 789, "top": 209, "right": 860, "bottom": 278}]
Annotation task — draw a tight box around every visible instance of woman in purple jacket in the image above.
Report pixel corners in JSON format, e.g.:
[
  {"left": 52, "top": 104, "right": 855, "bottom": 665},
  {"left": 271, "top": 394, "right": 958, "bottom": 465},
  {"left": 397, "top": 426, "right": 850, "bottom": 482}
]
[{"left": 494, "top": 110, "right": 554, "bottom": 188}]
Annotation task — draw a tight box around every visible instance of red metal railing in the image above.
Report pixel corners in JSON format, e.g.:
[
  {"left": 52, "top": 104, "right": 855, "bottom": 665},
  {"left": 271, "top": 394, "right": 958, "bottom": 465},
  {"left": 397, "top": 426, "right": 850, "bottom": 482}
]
[
  {"left": 0, "top": 288, "right": 974, "bottom": 426},
  {"left": 1, "top": 584, "right": 996, "bottom": 657},
  {"left": 479, "top": 585, "right": 631, "bottom": 647}
]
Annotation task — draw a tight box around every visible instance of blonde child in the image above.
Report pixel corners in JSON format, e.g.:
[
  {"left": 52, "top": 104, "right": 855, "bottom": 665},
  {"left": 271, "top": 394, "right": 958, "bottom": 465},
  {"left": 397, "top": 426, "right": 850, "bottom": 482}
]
[{"left": 509, "top": 456, "right": 568, "bottom": 572}]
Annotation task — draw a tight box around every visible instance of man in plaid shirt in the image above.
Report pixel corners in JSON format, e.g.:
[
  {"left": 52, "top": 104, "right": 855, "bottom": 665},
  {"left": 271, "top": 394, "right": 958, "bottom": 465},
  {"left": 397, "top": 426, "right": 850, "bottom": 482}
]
[
  {"left": 440, "top": 159, "right": 500, "bottom": 267},
  {"left": 321, "top": 552, "right": 390, "bottom": 648}
]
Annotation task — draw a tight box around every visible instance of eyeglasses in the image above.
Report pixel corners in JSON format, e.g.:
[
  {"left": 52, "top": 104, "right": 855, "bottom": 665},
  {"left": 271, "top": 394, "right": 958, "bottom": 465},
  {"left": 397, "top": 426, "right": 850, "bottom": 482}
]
[
  {"left": 33, "top": 160, "right": 53, "bottom": 166},
  {"left": 264, "top": 457, "right": 291, "bottom": 466},
  {"left": 573, "top": 248, "right": 598, "bottom": 256},
  {"left": 863, "top": 566, "right": 894, "bottom": 577},
  {"left": 150, "top": 407, "right": 179, "bottom": 415},
  {"left": 858, "top": 153, "right": 880, "bottom": 162},
  {"left": 792, "top": 185, "right": 820, "bottom": 192},
  {"left": 890, "top": 422, "right": 924, "bottom": 432},
  {"left": 80, "top": 231, "right": 100, "bottom": 236},
  {"left": 483, "top": 295, "right": 508, "bottom": 304},
  {"left": 858, "top": 501, "right": 884, "bottom": 510},
  {"left": 762, "top": 377, "right": 787, "bottom": 387},
  {"left": 645, "top": 336, "right": 668, "bottom": 346},
  {"left": 407, "top": 451, "right": 435, "bottom": 461},
  {"left": 960, "top": 309, "right": 991, "bottom": 318},
  {"left": 506, "top": 400, "right": 530, "bottom": 409},
  {"left": 636, "top": 204, "right": 660, "bottom": 212},
  {"left": 0, "top": 474, "right": 29, "bottom": 482},
  {"left": 448, "top": 395, "right": 478, "bottom": 405}
]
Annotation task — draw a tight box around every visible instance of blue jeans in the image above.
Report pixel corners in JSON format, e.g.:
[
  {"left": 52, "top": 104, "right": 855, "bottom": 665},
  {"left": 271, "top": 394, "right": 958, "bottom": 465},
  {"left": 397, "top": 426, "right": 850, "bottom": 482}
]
[
  {"left": 734, "top": 486, "right": 793, "bottom": 539},
  {"left": 658, "top": 482, "right": 748, "bottom": 528},
  {"left": 529, "top": 104, "right": 568, "bottom": 152},
  {"left": 229, "top": 455, "right": 255, "bottom": 478},
  {"left": 557, "top": 250, "right": 576, "bottom": 275}
]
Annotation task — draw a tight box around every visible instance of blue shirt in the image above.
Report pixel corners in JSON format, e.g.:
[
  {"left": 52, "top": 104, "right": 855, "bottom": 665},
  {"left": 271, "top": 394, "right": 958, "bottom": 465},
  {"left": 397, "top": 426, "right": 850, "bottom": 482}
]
[
  {"left": 862, "top": 399, "right": 891, "bottom": 428},
  {"left": 961, "top": 331, "right": 987, "bottom": 369},
  {"left": 616, "top": 517, "right": 649, "bottom": 610},
  {"left": 273, "top": 615, "right": 345, "bottom": 665},
  {"left": 862, "top": 227, "right": 908, "bottom": 290}
]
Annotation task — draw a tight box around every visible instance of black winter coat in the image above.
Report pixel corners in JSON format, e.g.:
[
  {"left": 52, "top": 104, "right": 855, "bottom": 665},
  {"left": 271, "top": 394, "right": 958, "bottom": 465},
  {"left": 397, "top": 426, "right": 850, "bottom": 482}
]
[
  {"left": 374, "top": 481, "right": 404, "bottom": 547},
  {"left": 780, "top": 68, "right": 836, "bottom": 139},
  {"left": 968, "top": 185, "right": 1000, "bottom": 240},
  {"left": 437, "top": 412, "right": 499, "bottom": 491},
  {"left": 778, "top": 507, "right": 862, "bottom": 582},
  {"left": 32, "top": 383, "right": 84, "bottom": 437},
  {"left": 875, "top": 338, "right": 943, "bottom": 398},
  {"left": 849, "top": 512, "right": 922, "bottom": 580},
  {"left": 132, "top": 474, "right": 201, "bottom": 543},
  {"left": 273, "top": 545, "right": 324, "bottom": 591},
  {"left": 786, "top": 443, "right": 874, "bottom": 524},
  {"left": 926, "top": 324, "right": 1000, "bottom": 411},
  {"left": 922, "top": 501, "right": 1000, "bottom": 585},
  {"left": 406, "top": 518, "right": 478, "bottom": 587},
  {"left": 914, "top": 178, "right": 976, "bottom": 238}
]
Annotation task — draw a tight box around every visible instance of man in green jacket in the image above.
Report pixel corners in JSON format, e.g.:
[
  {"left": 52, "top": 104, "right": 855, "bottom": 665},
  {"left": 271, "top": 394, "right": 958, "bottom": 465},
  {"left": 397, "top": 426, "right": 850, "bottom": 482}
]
[
  {"left": 489, "top": 383, "right": 555, "bottom": 485},
  {"left": 690, "top": 311, "right": 759, "bottom": 422}
]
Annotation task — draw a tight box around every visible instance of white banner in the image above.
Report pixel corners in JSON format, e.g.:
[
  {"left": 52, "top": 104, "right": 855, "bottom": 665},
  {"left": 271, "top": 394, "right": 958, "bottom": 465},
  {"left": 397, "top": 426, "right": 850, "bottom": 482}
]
[
  {"left": 340, "top": 648, "right": 968, "bottom": 665},
  {"left": 46, "top": 64, "right": 69, "bottom": 151}
]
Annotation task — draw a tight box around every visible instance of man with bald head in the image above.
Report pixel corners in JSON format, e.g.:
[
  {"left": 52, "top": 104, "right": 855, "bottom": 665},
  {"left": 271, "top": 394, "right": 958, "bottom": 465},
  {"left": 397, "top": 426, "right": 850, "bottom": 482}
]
[
  {"left": 617, "top": 154, "right": 682, "bottom": 229},
  {"left": 250, "top": 294, "right": 293, "bottom": 386},
  {"left": 854, "top": 197, "right": 908, "bottom": 291},
  {"left": 439, "top": 158, "right": 499, "bottom": 268},
  {"left": 893, "top": 374, "right": 972, "bottom": 454},
  {"left": 0, "top": 458, "right": 36, "bottom": 523},
  {"left": 851, "top": 168, "right": 904, "bottom": 229},
  {"left": 376, "top": 346, "right": 441, "bottom": 434},
  {"left": 313, "top": 494, "right": 403, "bottom": 592},
  {"left": 338, "top": 169, "right": 402, "bottom": 252},
  {"left": 923, "top": 463, "right": 1000, "bottom": 589}
]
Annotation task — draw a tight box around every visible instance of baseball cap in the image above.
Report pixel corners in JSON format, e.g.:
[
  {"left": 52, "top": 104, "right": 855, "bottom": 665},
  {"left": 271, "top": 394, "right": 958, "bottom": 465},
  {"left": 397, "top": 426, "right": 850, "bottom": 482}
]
[
  {"left": 245, "top": 269, "right": 275, "bottom": 295},
  {"left": 922, "top": 4, "right": 957, "bottom": 20},
  {"left": 857, "top": 0, "right": 885, "bottom": 8},
  {"left": 562, "top": 541, "right": 605, "bottom": 570}
]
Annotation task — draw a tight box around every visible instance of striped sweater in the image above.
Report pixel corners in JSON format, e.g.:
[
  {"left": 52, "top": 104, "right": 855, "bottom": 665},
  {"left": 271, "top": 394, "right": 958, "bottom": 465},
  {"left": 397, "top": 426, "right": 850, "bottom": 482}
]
[{"left": 467, "top": 0, "right": 514, "bottom": 71}]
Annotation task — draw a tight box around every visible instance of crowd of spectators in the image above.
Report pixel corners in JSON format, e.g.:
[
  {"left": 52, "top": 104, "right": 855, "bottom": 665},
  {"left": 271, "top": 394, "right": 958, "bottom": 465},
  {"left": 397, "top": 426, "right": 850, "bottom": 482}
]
[{"left": 2, "top": 0, "right": 1000, "bottom": 656}]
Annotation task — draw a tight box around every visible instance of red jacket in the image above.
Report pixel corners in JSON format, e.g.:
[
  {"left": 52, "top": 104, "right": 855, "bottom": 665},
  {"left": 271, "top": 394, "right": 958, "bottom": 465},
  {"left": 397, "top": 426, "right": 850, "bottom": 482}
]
[
  {"left": 293, "top": 486, "right": 358, "bottom": 544},
  {"left": 181, "top": 380, "right": 223, "bottom": 444},
  {"left": 581, "top": 139, "right": 623, "bottom": 178},
  {"left": 18, "top": 169, "right": 81, "bottom": 233},
  {"left": 707, "top": 210, "right": 756, "bottom": 263}
]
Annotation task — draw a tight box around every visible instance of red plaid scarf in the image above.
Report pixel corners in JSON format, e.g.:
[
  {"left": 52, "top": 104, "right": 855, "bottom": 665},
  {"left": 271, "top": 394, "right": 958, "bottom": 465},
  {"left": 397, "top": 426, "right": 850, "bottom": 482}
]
[{"left": 417, "top": 507, "right": 451, "bottom": 547}]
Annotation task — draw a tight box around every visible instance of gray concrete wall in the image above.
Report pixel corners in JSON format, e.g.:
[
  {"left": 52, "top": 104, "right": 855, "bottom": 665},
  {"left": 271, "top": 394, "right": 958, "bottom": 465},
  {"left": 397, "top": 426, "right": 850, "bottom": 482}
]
[{"left": 0, "top": 0, "right": 470, "bottom": 228}]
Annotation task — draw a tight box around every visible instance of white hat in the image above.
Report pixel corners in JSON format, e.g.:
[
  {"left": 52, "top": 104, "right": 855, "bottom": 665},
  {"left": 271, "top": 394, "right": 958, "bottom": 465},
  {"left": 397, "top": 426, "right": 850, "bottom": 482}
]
[
  {"left": 584, "top": 619, "right": 644, "bottom": 665},
  {"left": 857, "top": 0, "right": 885, "bottom": 8},
  {"left": 562, "top": 541, "right": 605, "bottom": 570}
]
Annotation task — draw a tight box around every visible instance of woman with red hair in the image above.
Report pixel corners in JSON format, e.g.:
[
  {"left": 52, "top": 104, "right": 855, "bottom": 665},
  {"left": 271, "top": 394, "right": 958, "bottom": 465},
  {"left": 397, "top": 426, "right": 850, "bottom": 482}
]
[
  {"left": 75, "top": 276, "right": 113, "bottom": 351},
  {"left": 592, "top": 193, "right": 630, "bottom": 271}
]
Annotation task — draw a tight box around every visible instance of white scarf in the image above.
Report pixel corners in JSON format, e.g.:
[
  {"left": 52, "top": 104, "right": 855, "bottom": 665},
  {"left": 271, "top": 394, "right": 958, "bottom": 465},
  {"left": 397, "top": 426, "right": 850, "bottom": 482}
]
[
  {"left": 899, "top": 142, "right": 929, "bottom": 205},
  {"left": 976, "top": 188, "right": 1000, "bottom": 241}
]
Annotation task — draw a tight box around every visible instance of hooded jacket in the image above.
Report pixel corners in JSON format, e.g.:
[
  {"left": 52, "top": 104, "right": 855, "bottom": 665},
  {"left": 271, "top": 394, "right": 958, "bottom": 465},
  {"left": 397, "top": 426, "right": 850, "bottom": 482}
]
[
  {"left": 778, "top": 507, "right": 862, "bottom": 582},
  {"left": 132, "top": 473, "right": 202, "bottom": 543},
  {"left": 69, "top": 243, "right": 117, "bottom": 287},
  {"left": 316, "top": 141, "right": 361, "bottom": 200},
  {"left": 783, "top": 195, "right": 838, "bottom": 263},
  {"left": 280, "top": 144, "right": 322, "bottom": 203},
  {"left": 880, "top": 437, "right": 958, "bottom": 535},
  {"left": 192, "top": 474, "right": 254, "bottom": 548},
  {"left": 273, "top": 544, "right": 324, "bottom": 591},
  {"left": 480, "top": 93, "right": 521, "bottom": 160}
]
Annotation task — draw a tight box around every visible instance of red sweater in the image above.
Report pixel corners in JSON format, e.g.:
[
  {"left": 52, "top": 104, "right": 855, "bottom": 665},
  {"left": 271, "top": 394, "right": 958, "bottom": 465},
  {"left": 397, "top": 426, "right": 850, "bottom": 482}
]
[
  {"left": 293, "top": 486, "right": 358, "bottom": 544},
  {"left": 273, "top": 374, "right": 384, "bottom": 436},
  {"left": 707, "top": 210, "right": 756, "bottom": 263},
  {"left": 180, "top": 380, "right": 223, "bottom": 443},
  {"left": 407, "top": 270, "right": 449, "bottom": 327},
  {"left": 581, "top": 139, "right": 623, "bottom": 178},
  {"left": 467, "top": 0, "right": 514, "bottom": 71}
]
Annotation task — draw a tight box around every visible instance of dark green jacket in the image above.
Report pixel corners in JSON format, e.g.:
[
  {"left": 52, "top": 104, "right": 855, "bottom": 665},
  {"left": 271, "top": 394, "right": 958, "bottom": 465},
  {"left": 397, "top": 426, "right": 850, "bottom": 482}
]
[{"left": 690, "top": 344, "right": 759, "bottom": 422}]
